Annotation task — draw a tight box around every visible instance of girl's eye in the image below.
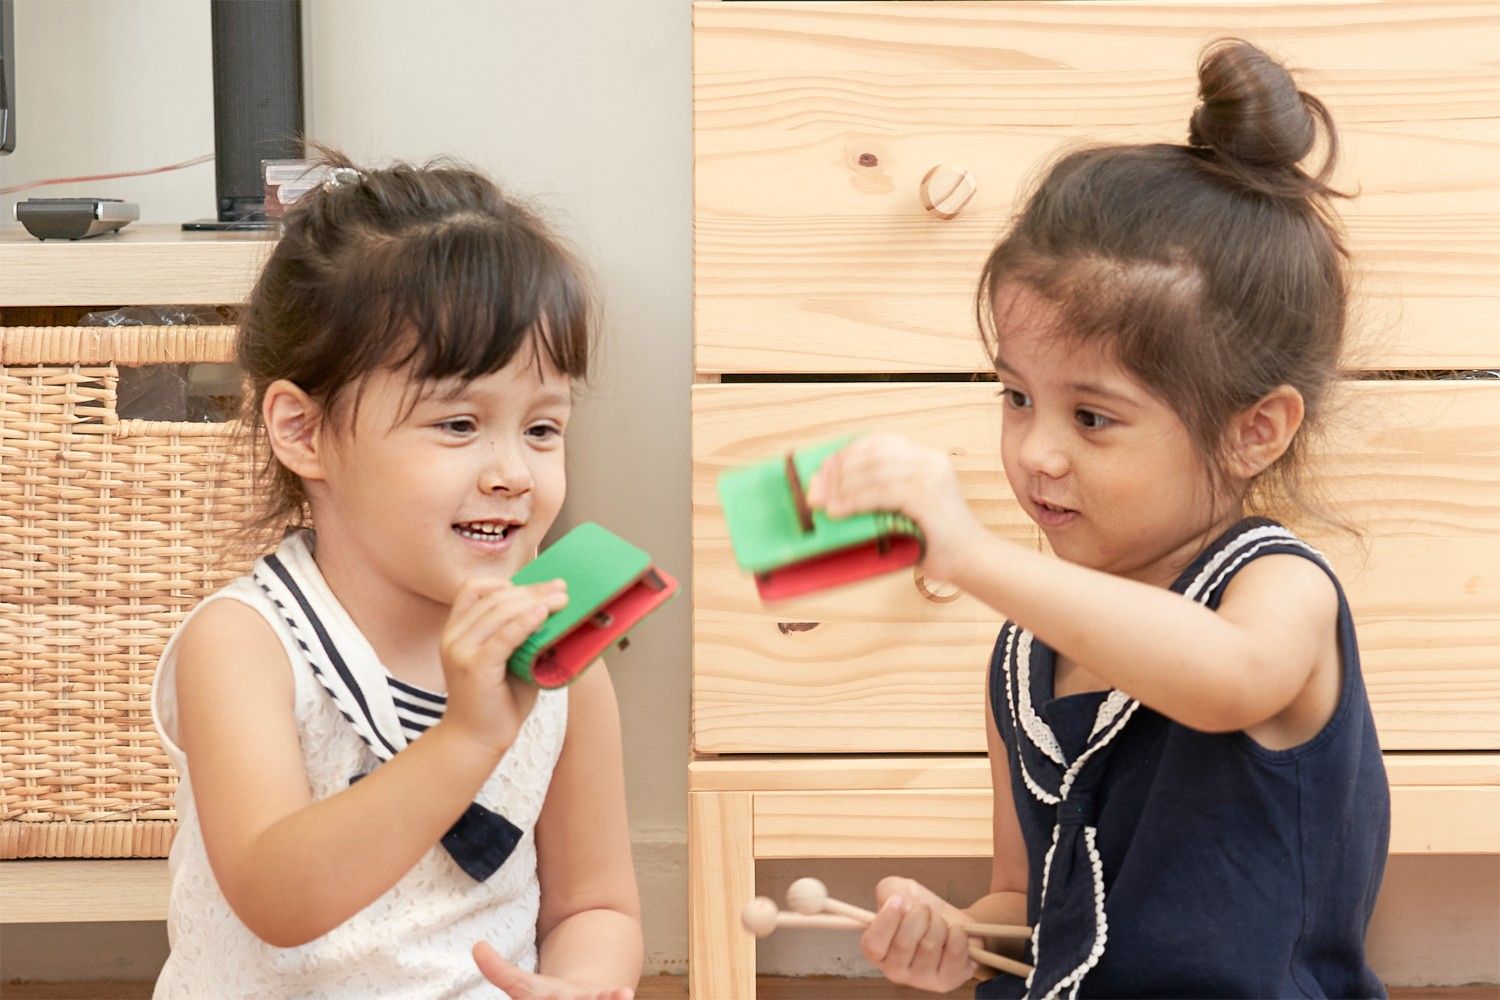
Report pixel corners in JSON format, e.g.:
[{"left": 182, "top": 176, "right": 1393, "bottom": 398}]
[
  {"left": 1003, "top": 388, "right": 1032, "bottom": 409},
  {"left": 1075, "top": 409, "right": 1113, "bottom": 430},
  {"left": 527, "top": 423, "right": 562, "bottom": 441},
  {"left": 437, "top": 418, "right": 477, "bottom": 435}
]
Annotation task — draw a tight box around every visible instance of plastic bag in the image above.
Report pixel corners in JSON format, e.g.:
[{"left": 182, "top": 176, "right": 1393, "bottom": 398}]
[{"left": 80, "top": 305, "right": 240, "bottom": 422}]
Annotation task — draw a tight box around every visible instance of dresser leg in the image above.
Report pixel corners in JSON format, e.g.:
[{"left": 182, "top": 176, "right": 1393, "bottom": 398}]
[{"left": 689, "top": 790, "right": 755, "bottom": 999}]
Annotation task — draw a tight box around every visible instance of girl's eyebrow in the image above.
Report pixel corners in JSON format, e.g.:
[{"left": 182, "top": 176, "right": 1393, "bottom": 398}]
[
  {"left": 995, "top": 353, "right": 1138, "bottom": 409},
  {"left": 1067, "top": 380, "right": 1139, "bottom": 408},
  {"left": 422, "top": 384, "right": 572, "bottom": 408}
]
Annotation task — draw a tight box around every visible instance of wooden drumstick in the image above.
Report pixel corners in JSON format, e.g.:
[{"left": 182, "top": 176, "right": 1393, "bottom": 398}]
[
  {"left": 787, "top": 878, "right": 1029, "bottom": 939},
  {"left": 787, "top": 877, "right": 876, "bottom": 921},
  {"left": 962, "top": 921, "right": 1033, "bottom": 940},
  {"left": 784, "top": 878, "right": 1035, "bottom": 979},
  {"left": 740, "top": 896, "right": 867, "bottom": 938}
]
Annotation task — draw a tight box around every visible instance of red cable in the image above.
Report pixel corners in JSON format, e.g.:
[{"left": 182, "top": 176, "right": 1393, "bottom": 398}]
[{"left": 1, "top": 153, "right": 214, "bottom": 196}]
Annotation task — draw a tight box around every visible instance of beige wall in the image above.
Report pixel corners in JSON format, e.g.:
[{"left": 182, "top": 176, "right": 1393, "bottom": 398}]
[
  {"left": 2, "top": 0, "right": 1495, "bottom": 988},
  {"left": 0, "top": 0, "right": 216, "bottom": 225},
  {"left": 298, "top": 0, "right": 695, "bottom": 969}
]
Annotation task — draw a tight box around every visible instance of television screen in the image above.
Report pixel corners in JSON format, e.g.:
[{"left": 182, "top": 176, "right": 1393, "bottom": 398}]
[{"left": 1, "top": 0, "right": 14, "bottom": 154}]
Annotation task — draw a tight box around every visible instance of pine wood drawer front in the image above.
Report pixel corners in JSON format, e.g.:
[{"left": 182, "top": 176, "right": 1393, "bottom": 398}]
[
  {"left": 693, "top": 381, "right": 1038, "bottom": 754},
  {"left": 688, "top": 754, "right": 1500, "bottom": 857},
  {"left": 1314, "top": 381, "right": 1500, "bottom": 749},
  {"left": 692, "top": 381, "right": 1500, "bottom": 754},
  {"left": 693, "top": 1, "right": 1500, "bottom": 374}
]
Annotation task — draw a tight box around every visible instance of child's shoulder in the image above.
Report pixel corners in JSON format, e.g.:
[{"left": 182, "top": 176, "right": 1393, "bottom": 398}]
[
  {"left": 1216, "top": 547, "right": 1339, "bottom": 641},
  {"left": 1207, "top": 520, "right": 1339, "bottom": 617},
  {"left": 1186, "top": 519, "right": 1338, "bottom": 600},
  {"left": 173, "top": 585, "right": 294, "bottom": 687}
]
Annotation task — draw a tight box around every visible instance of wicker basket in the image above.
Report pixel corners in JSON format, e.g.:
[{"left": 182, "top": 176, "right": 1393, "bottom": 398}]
[{"left": 0, "top": 326, "right": 256, "bottom": 858}]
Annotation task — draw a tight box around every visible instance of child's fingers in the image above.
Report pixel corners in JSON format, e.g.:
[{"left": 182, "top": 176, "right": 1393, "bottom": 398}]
[
  {"left": 874, "top": 875, "right": 919, "bottom": 905},
  {"left": 464, "top": 582, "right": 572, "bottom": 659},
  {"left": 444, "top": 593, "right": 564, "bottom": 679},
  {"left": 816, "top": 447, "right": 917, "bottom": 518},
  {"left": 471, "top": 601, "right": 554, "bottom": 663},
  {"left": 472, "top": 941, "right": 539, "bottom": 995},
  {"left": 859, "top": 893, "right": 907, "bottom": 966},
  {"left": 447, "top": 579, "right": 520, "bottom": 636},
  {"left": 885, "top": 902, "right": 935, "bottom": 973},
  {"left": 938, "top": 924, "right": 977, "bottom": 984},
  {"left": 912, "top": 909, "right": 951, "bottom": 974},
  {"left": 450, "top": 576, "right": 514, "bottom": 619},
  {"left": 448, "top": 580, "right": 566, "bottom": 646},
  {"left": 806, "top": 449, "right": 844, "bottom": 507},
  {"left": 875, "top": 875, "right": 945, "bottom": 914},
  {"left": 822, "top": 468, "right": 905, "bottom": 519}
]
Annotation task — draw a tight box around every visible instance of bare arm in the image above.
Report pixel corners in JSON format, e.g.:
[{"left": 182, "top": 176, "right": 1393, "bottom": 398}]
[
  {"left": 532, "top": 662, "right": 643, "bottom": 989},
  {"left": 955, "top": 693, "right": 1030, "bottom": 954},
  {"left": 860, "top": 694, "right": 1031, "bottom": 990},
  {"left": 176, "top": 600, "right": 504, "bottom": 946},
  {"left": 177, "top": 576, "right": 563, "bottom": 947},
  {"left": 965, "top": 694, "right": 1029, "bottom": 916},
  {"left": 809, "top": 433, "right": 1339, "bottom": 735},
  {"left": 950, "top": 531, "right": 1337, "bottom": 733}
]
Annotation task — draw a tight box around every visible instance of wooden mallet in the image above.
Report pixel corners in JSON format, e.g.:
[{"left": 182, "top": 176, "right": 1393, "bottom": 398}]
[
  {"left": 741, "top": 895, "right": 865, "bottom": 937},
  {"left": 784, "top": 877, "right": 1035, "bottom": 979}
]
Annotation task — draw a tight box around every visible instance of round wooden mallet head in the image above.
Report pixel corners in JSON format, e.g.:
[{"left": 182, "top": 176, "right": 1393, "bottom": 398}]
[
  {"left": 741, "top": 896, "right": 782, "bottom": 938},
  {"left": 786, "top": 877, "right": 830, "bottom": 916}
]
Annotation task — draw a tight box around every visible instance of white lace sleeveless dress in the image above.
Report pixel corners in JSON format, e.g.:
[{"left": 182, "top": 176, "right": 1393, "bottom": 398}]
[{"left": 151, "top": 574, "right": 569, "bottom": 999}]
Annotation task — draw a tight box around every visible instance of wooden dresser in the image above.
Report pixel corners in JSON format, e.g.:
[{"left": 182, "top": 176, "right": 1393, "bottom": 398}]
[{"left": 688, "top": 4, "right": 1500, "bottom": 996}]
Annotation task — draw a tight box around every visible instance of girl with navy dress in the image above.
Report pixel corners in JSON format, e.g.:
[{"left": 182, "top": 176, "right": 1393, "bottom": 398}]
[{"left": 806, "top": 39, "right": 1390, "bottom": 999}]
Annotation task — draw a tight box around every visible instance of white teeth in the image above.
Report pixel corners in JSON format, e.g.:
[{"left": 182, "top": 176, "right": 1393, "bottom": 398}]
[{"left": 455, "top": 522, "right": 512, "bottom": 540}]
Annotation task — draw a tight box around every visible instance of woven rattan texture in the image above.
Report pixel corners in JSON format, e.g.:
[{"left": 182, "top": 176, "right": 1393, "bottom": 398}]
[{"left": 2, "top": 327, "right": 255, "bottom": 857}]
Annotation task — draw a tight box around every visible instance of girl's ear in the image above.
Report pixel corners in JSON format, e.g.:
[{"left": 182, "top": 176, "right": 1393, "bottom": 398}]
[
  {"left": 263, "top": 379, "right": 328, "bottom": 482},
  {"left": 1228, "top": 384, "right": 1305, "bottom": 480}
]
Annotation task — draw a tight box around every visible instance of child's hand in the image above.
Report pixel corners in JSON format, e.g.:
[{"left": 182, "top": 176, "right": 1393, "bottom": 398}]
[
  {"left": 806, "top": 433, "right": 983, "bottom": 584},
  {"left": 473, "top": 941, "right": 634, "bottom": 1000},
  {"left": 439, "top": 577, "right": 568, "bottom": 754},
  {"left": 859, "top": 877, "right": 978, "bottom": 993}
]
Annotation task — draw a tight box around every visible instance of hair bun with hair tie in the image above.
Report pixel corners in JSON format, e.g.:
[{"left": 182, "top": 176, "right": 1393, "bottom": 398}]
[{"left": 1186, "top": 38, "right": 1341, "bottom": 200}]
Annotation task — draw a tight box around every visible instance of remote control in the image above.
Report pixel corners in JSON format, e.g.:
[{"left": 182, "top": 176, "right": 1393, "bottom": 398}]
[{"left": 15, "top": 197, "right": 139, "bottom": 240}]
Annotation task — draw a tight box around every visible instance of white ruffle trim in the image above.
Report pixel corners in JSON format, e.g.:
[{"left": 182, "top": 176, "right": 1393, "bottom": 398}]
[
  {"left": 1017, "top": 631, "right": 1067, "bottom": 766},
  {"left": 1028, "top": 825, "right": 1109, "bottom": 1000}
]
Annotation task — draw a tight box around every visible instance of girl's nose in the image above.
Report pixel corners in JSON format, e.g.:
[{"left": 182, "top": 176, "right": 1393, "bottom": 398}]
[
  {"left": 478, "top": 446, "right": 533, "bottom": 496},
  {"left": 1018, "top": 422, "right": 1070, "bottom": 480}
]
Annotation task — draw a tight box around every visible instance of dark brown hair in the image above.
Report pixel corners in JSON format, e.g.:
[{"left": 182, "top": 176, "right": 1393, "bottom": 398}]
[
  {"left": 235, "top": 148, "right": 594, "bottom": 550},
  {"left": 977, "top": 39, "right": 1349, "bottom": 523}
]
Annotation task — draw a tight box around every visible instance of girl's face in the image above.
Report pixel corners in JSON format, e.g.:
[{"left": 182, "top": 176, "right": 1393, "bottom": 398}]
[
  {"left": 994, "top": 285, "right": 1240, "bottom": 588},
  {"left": 312, "top": 344, "right": 571, "bottom": 608}
]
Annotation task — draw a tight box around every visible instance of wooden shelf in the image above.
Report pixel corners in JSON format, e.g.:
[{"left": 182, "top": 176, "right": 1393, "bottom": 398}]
[
  {"left": 0, "top": 224, "right": 276, "bottom": 307},
  {"left": 0, "top": 860, "right": 169, "bottom": 924},
  {"left": 690, "top": 753, "right": 1500, "bottom": 856}
]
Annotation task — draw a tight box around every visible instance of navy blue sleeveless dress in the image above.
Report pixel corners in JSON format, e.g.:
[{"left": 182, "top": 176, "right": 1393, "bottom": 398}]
[{"left": 979, "top": 518, "right": 1389, "bottom": 999}]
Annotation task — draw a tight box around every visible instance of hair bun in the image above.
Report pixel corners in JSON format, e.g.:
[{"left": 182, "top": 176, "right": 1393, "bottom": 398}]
[{"left": 1188, "top": 38, "right": 1340, "bottom": 196}]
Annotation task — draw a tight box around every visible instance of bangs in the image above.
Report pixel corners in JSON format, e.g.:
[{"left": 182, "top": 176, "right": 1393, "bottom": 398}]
[
  {"left": 979, "top": 248, "right": 1243, "bottom": 465},
  {"left": 980, "top": 250, "right": 1229, "bottom": 406},
  {"left": 324, "top": 213, "right": 592, "bottom": 396}
]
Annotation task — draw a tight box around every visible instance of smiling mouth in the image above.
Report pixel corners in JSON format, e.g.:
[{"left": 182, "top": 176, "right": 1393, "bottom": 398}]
[{"left": 452, "top": 521, "right": 521, "bottom": 542}]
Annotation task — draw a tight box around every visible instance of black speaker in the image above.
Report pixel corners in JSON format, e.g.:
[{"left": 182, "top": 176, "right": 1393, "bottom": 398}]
[{"left": 185, "top": 0, "right": 304, "bottom": 230}]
